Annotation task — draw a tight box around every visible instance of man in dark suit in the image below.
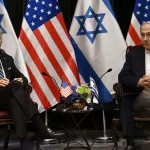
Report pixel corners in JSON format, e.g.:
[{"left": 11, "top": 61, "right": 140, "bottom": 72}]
[
  {"left": 119, "top": 21, "right": 150, "bottom": 150},
  {"left": 0, "top": 30, "right": 64, "bottom": 149}
]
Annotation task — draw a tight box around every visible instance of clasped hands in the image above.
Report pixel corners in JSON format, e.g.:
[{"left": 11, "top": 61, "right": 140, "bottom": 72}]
[
  {"left": 138, "top": 75, "right": 150, "bottom": 88},
  {"left": 0, "top": 78, "right": 23, "bottom": 87}
]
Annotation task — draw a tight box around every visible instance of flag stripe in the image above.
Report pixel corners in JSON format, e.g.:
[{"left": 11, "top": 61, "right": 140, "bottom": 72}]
[
  {"left": 130, "top": 15, "right": 141, "bottom": 37},
  {"left": 20, "top": 20, "right": 79, "bottom": 86},
  {"left": 38, "top": 25, "right": 78, "bottom": 85},
  {"left": 57, "top": 13, "right": 70, "bottom": 38},
  {"left": 27, "top": 65, "right": 51, "bottom": 109},
  {"left": 60, "top": 80, "right": 73, "bottom": 98},
  {"left": 60, "top": 87, "right": 73, "bottom": 98},
  {"left": 51, "top": 16, "right": 80, "bottom": 84},
  {"left": 31, "top": 88, "right": 45, "bottom": 111},
  {"left": 20, "top": 29, "right": 60, "bottom": 102},
  {"left": 126, "top": 1, "right": 149, "bottom": 46},
  {"left": 33, "top": 27, "right": 70, "bottom": 84},
  {"left": 128, "top": 24, "right": 141, "bottom": 45},
  {"left": 19, "top": 38, "right": 59, "bottom": 112},
  {"left": 45, "top": 19, "right": 80, "bottom": 84},
  {"left": 126, "top": 34, "right": 135, "bottom": 46},
  {"left": 70, "top": 37, "right": 112, "bottom": 103},
  {"left": 19, "top": 0, "right": 80, "bottom": 112},
  {"left": 20, "top": 20, "right": 63, "bottom": 85}
]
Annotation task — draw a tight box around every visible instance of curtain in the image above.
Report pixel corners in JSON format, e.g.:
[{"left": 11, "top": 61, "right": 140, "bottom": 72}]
[{"left": 4, "top": 0, "right": 27, "bottom": 37}]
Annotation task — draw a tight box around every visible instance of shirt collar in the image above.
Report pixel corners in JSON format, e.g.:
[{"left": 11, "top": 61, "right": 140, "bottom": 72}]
[{"left": 145, "top": 49, "right": 150, "bottom": 55}]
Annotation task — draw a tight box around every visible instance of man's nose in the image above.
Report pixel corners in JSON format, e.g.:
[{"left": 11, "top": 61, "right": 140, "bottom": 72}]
[{"left": 144, "top": 35, "right": 148, "bottom": 40}]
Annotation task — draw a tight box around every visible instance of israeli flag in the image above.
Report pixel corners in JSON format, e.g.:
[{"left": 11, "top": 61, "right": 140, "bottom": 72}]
[
  {"left": 0, "top": 0, "right": 29, "bottom": 80},
  {"left": 89, "top": 76, "right": 99, "bottom": 104},
  {"left": 70, "top": 0, "right": 126, "bottom": 103}
]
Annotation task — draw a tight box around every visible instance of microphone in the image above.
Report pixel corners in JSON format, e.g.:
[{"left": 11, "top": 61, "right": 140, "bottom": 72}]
[
  {"left": 42, "top": 72, "right": 60, "bottom": 90},
  {"left": 90, "top": 68, "right": 112, "bottom": 108},
  {"left": 42, "top": 72, "right": 65, "bottom": 103},
  {"left": 100, "top": 68, "right": 112, "bottom": 80}
]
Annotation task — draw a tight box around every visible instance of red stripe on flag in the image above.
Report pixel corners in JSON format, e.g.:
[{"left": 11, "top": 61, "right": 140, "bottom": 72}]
[
  {"left": 27, "top": 65, "right": 51, "bottom": 109},
  {"left": 129, "top": 24, "right": 142, "bottom": 45},
  {"left": 60, "top": 86, "right": 73, "bottom": 98},
  {"left": 20, "top": 29, "right": 60, "bottom": 103},
  {"left": 57, "top": 13, "right": 70, "bottom": 38},
  {"left": 33, "top": 29, "right": 70, "bottom": 84},
  {"left": 45, "top": 19, "right": 80, "bottom": 84}
]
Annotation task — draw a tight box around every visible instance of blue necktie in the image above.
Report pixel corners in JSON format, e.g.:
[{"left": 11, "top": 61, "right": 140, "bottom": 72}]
[{"left": 0, "top": 61, "right": 4, "bottom": 79}]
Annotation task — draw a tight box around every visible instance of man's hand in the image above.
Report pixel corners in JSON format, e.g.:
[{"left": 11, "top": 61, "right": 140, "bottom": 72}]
[
  {"left": 0, "top": 78, "right": 9, "bottom": 87},
  {"left": 13, "top": 78, "right": 23, "bottom": 84},
  {"left": 137, "top": 77, "right": 145, "bottom": 87},
  {"left": 143, "top": 75, "right": 150, "bottom": 88}
]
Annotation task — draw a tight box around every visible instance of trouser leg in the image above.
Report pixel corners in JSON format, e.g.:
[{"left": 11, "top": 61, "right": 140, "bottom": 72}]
[
  {"left": 120, "top": 94, "right": 136, "bottom": 137},
  {"left": 32, "top": 114, "right": 50, "bottom": 139},
  {"left": 8, "top": 96, "right": 27, "bottom": 138},
  {"left": 0, "top": 81, "right": 38, "bottom": 119},
  {"left": 11, "top": 82, "right": 38, "bottom": 119},
  {"left": 0, "top": 81, "right": 37, "bottom": 138},
  {"left": 0, "top": 81, "right": 50, "bottom": 139}
]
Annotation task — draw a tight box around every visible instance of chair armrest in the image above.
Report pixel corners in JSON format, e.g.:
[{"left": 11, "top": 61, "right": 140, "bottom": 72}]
[{"left": 113, "top": 83, "right": 123, "bottom": 102}]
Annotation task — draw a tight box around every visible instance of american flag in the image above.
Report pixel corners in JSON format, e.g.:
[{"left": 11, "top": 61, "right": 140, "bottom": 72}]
[
  {"left": 60, "top": 80, "right": 73, "bottom": 98},
  {"left": 126, "top": 0, "right": 150, "bottom": 45},
  {"left": 19, "top": 0, "right": 80, "bottom": 112}
]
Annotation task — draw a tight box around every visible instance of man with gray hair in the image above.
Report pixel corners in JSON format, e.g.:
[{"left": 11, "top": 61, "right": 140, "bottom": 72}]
[
  {"left": 119, "top": 21, "right": 150, "bottom": 150},
  {"left": 0, "top": 29, "right": 65, "bottom": 149}
]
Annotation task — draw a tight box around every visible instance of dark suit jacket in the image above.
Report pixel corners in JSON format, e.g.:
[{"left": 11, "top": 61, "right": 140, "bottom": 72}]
[
  {"left": 0, "top": 49, "right": 28, "bottom": 87},
  {"left": 0, "top": 49, "right": 37, "bottom": 118},
  {"left": 118, "top": 45, "right": 145, "bottom": 93}
]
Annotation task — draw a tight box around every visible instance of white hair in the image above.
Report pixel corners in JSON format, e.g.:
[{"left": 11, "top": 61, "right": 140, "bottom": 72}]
[{"left": 140, "top": 21, "right": 150, "bottom": 30}]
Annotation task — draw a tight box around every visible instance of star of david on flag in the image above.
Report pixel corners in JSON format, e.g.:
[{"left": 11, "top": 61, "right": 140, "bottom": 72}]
[
  {"left": 70, "top": 0, "right": 126, "bottom": 104},
  {"left": 75, "top": 6, "right": 107, "bottom": 43}
]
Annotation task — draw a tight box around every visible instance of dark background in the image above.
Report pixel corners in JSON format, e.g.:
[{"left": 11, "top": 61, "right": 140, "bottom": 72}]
[
  {"left": 2, "top": 0, "right": 136, "bottom": 129},
  {"left": 3, "top": 0, "right": 135, "bottom": 38}
]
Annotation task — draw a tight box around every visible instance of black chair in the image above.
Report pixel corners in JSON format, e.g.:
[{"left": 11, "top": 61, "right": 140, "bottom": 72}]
[
  {"left": 112, "top": 83, "right": 150, "bottom": 150},
  {"left": 111, "top": 46, "right": 150, "bottom": 150}
]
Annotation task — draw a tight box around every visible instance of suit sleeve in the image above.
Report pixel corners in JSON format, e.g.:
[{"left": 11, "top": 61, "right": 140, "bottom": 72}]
[
  {"left": 118, "top": 51, "right": 141, "bottom": 88},
  {"left": 10, "top": 57, "right": 28, "bottom": 87}
]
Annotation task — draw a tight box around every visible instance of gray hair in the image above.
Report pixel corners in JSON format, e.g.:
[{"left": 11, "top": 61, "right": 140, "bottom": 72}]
[{"left": 140, "top": 21, "right": 150, "bottom": 30}]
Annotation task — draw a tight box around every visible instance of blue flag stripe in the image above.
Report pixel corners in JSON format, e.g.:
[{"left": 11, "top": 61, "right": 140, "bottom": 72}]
[
  {"left": 0, "top": 0, "right": 5, "bottom": 7},
  {"left": 103, "top": 0, "right": 116, "bottom": 20},
  {"left": 70, "top": 36, "right": 112, "bottom": 104}
]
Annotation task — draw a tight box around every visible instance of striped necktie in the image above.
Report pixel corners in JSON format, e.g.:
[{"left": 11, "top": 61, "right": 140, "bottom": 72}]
[{"left": 0, "top": 61, "right": 4, "bottom": 79}]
